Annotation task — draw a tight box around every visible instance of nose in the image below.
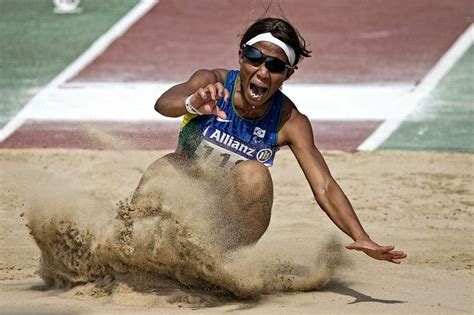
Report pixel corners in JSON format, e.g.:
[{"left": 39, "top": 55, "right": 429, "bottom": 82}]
[{"left": 256, "top": 62, "right": 270, "bottom": 80}]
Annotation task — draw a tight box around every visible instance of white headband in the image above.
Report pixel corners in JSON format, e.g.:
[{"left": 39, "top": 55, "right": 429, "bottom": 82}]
[{"left": 245, "top": 32, "right": 296, "bottom": 66}]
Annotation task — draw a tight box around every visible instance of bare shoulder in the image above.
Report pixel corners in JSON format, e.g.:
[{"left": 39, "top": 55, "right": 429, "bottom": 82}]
[
  {"left": 278, "top": 96, "right": 313, "bottom": 146},
  {"left": 212, "top": 68, "right": 229, "bottom": 83},
  {"left": 277, "top": 94, "right": 313, "bottom": 147}
]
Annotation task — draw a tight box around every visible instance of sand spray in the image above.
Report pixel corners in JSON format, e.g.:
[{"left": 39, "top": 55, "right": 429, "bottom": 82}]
[{"left": 6, "top": 158, "right": 350, "bottom": 305}]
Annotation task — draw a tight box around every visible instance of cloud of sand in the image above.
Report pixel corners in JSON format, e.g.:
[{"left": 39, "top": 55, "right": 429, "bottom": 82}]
[
  {"left": 7, "top": 162, "right": 349, "bottom": 304},
  {"left": 81, "top": 124, "right": 132, "bottom": 150}
]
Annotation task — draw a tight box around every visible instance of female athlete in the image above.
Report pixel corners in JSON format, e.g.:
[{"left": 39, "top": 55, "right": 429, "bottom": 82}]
[{"left": 131, "top": 17, "right": 406, "bottom": 263}]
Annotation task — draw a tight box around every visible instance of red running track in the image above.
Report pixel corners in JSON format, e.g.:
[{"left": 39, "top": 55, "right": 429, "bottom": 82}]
[
  {"left": 0, "top": 120, "right": 381, "bottom": 151},
  {"left": 75, "top": 0, "right": 473, "bottom": 83}
]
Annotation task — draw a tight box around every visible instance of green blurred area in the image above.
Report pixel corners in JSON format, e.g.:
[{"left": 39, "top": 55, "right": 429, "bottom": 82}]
[
  {"left": 381, "top": 45, "right": 474, "bottom": 152},
  {"left": 0, "top": 0, "right": 139, "bottom": 128}
]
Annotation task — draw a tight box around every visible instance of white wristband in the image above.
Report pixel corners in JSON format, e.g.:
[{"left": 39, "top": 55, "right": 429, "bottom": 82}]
[{"left": 184, "top": 95, "right": 203, "bottom": 115}]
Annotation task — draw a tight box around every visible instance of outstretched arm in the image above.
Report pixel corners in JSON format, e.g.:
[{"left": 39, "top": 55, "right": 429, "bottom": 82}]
[{"left": 281, "top": 108, "right": 407, "bottom": 264}]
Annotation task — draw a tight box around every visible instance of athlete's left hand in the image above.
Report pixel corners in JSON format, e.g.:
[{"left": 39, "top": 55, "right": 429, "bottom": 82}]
[{"left": 345, "top": 237, "right": 407, "bottom": 264}]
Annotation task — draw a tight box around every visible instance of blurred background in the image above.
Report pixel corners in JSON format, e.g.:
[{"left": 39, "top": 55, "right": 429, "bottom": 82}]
[{"left": 0, "top": 0, "right": 472, "bottom": 151}]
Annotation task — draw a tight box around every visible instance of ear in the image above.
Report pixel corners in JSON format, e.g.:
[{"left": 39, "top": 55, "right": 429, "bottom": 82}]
[
  {"left": 238, "top": 49, "right": 244, "bottom": 66},
  {"left": 284, "top": 68, "right": 295, "bottom": 81}
]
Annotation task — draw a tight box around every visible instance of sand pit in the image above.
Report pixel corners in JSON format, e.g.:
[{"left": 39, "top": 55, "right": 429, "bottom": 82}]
[{"left": 0, "top": 149, "right": 472, "bottom": 314}]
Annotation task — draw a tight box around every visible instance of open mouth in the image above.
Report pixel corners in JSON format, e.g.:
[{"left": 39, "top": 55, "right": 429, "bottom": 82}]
[{"left": 248, "top": 82, "right": 268, "bottom": 101}]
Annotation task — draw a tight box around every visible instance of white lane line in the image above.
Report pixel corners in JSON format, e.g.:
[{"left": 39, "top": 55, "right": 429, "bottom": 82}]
[
  {"left": 284, "top": 83, "right": 413, "bottom": 121},
  {"left": 0, "top": 0, "right": 159, "bottom": 142},
  {"left": 358, "top": 23, "right": 474, "bottom": 151},
  {"left": 10, "top": 81, "right": 413, "bottom": 122}
]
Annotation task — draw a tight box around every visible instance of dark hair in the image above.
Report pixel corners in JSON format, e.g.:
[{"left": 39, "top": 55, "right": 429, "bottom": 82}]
[{"left": 239, "top": 17, "right": 311, "bottom": 66}]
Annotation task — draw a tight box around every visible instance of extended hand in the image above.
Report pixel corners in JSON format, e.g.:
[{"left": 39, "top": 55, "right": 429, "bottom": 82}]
[
  {"left": 190, "top": 82, "right": 230, "bottom": 120},
  {"left": 345, "top": 237, "right": 407, "bottom": 264}
]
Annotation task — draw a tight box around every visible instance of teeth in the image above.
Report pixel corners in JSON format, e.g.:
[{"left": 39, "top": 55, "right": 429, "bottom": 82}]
[
  {"left": 249, "top": 83, "right": 266, "bottom": 100},
  {"left": 249, "top": 87, "right": 263, "bottom": 100}
]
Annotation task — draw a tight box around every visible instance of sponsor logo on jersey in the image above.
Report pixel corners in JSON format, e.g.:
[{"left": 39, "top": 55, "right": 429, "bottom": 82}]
[
  {"left": 256, "top": 148, "right": 273, "bottom": 162},
  {"left": 209, "top": 129, "right": 255, "bottom": 157},
  {"left": 252, "top": 127, "right": 266, "bottom": 143},
  {"left": 253, "top": 127, "right": 266, "bottom": 138}
]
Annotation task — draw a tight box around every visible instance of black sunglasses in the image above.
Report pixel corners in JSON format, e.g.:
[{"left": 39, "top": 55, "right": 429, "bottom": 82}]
[{"left": 241, "top": 44, "right": 292, "bottom": 73}]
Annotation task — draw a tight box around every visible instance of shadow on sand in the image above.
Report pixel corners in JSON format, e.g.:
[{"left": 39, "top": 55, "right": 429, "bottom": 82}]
[{"left": 325, "top": 280, "right": 406, "bottom": 305}]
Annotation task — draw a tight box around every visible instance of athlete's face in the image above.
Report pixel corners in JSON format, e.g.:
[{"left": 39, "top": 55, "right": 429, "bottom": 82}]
[{"left": 238, "top": 41, "right": 294, "bottom": 107}]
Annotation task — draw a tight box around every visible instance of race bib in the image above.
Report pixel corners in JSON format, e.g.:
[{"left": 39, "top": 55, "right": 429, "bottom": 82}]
[{"left": 194, "top": 126, "right": 276, "bottom": 171}]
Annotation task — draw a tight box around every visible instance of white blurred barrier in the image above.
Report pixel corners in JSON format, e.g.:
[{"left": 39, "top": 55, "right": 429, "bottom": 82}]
[{"left": 53, "top": 0, "right": 82, "bottom": 14}]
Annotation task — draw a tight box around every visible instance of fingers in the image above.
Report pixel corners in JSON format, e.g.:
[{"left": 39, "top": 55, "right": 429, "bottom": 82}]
[
  {"left": 193, "top": 83, "right": 229, "bottom": 118},
  {"left": 201, "top": 103, "right": 227, "bottom": 120},
  {"left": 388, "top": 251, "right": 407, "bottom": 263},
  {"left": 207, "top": 84, "right": 218, "bottom": 101},
  {"left": 223, "top": 87, "right": 230, "bottom": 102},
  {"left": 213, "top": 106, "right": 228, "bottom": 120},
  {"left": 381, "top": 247, "right": 406, "bottom": 260},
  {"left": 390, "top": 250, "right": 406, "bottom": 257},
  {"left": 196, "top": 87, "right": 205, "bottom": 100},
  {"left": 346, "top": 241, "right": 407, "bottom": 263},
  {"left": 215, "top": 82, "right": 225, "bottom": 100},
  {"left": 389, "top": 251, "right": 407, "bottom": 260},
  {"left": 212, "top": 83, "right": 230, "bottom": 102},
  {"left": 387, "top": 255, "right": 407, "bottom": 264},
  {"left": 379, "top": 245, "right": 395, "bottom": 252},
  {"left": 197, "top": 83, "right": 226, "bottom": 101}
]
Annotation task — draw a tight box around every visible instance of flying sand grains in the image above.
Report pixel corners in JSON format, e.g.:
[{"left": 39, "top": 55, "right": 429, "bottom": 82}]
[{"left": 9, "top": 163, "right": 349, "bottom": 302}]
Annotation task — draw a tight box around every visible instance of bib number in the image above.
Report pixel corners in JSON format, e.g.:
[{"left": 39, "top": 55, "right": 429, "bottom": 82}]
[{"left": 195, "top": 141, "right": 245, "bottom": 171}]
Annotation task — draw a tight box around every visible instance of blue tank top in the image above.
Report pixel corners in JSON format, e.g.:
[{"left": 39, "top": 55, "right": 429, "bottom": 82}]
[{"left": 178, "top": 70, "right": 283, "bottom": 172}]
